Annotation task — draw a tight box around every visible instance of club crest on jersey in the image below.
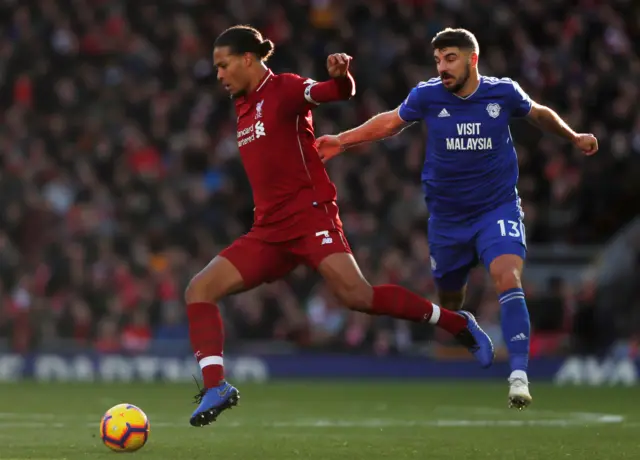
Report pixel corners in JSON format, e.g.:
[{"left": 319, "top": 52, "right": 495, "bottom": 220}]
[
  {"left": 255, "top": 100, "right": 264, "bottom": 119},
  {"left": 486, "top": 103, "right": 501, "bottom": 119}
]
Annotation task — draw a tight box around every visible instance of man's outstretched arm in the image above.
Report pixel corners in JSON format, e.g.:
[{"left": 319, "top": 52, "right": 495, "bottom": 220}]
[
  {"left": 526, "top": 102, "right": 598, "bottom": 155},
  {"left": 316, "top": 107, "right": 412, "bottom": 161},
  {"left": 340, "top": 107, "right": 412, "bottom": 148}
]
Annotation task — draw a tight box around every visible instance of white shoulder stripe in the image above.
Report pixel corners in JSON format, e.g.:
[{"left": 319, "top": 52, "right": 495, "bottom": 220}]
[
  {"left": 483, "top": 76, "right": 515, "bottom": 86},
  {"left": 417, "top": 78, "right": 442, "bottom": 88}
]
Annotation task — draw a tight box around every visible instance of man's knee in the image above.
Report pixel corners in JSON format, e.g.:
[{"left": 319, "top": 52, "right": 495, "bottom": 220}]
[
  {"left": 493, "top": 268, "right": 522, "bottom": 292},
  {"left": 333, "top": 280, "right": 373, "bottom": 311},
  {"left": 184, "top": 272, "right": 225, "bottom": 304},
  {"left": 490, "top": 255, "right": 524, "bottom": 292},
  {"left": 318, "top": 253, "right": 373, "bottom": 311},
  {"left": 184, "top": 257, "right": 245, "bottom": 304}
]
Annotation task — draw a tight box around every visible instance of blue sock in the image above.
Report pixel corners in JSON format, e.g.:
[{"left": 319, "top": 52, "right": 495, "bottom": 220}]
[{"left": 499, "top": 288, "right": 530, "bottom": 374}]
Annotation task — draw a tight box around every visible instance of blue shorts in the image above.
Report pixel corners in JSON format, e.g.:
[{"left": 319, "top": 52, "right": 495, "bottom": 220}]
[{"left": 428, "top": 200, "right": 527, "bottom": 292}]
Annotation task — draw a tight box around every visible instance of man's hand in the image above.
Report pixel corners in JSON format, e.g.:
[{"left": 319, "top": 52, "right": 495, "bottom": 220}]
[
  {"left": 327, "top": 53, "right": 352, "bottom": 78},
  {"left": 315, "top": 135, "right": 343, "bottom": 163},
  {"left": 573, "top": 133, "right": 598, "bottom": 156}
]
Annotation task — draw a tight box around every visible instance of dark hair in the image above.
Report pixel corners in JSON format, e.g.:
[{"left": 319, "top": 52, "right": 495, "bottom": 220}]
[
  {"left": 214, "top": 25, "right": 275, "bottom": 62},
  {"left": 431, "top": 28, "right": 479, "bottom": 54}
]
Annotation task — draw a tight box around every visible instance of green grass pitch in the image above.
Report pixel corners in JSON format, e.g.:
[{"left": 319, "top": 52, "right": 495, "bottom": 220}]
[{"left": 0, "top": 381, "right": 638, "bottom": 459}]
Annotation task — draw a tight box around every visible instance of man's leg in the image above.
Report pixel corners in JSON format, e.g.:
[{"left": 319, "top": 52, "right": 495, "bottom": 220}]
[
  {"left": 428, "top": 218, "right": 478, "bottom": 311},
  {"left": 186, "top": 235, "right": 297, "bottom": 426},
  {"left": 488, "top": 252, "right": 531, "bottom": 409},
  {"left": 291, "top": 222, "right": 494, "bottom": 368},
  {"left": 185, "top": 256, "right": 245, "bottom": 391},
  {"left": 478, "top": 202, "right": 531, "bottom": 409},
  {"left": 432, "top": 263, "right": 475, "bottom": 311},
  {"left": 438, "top": 288, "right": 467, "bottom": 311}
]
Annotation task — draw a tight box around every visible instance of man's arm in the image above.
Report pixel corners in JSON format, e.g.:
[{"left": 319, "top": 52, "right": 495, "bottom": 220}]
[
  {"left": 282, "top": 73, "right": 354, "bottom": 115},
  {"left": 315, "top": 107, "right": 412, "bottom": 161},
  {"left": 336, "top": 81, "right": 425, "bottom": 150},
  {"left": 526, "top": 101, "right": 598, "bottom": 155},
  {"left": 316, "top": 81, "right": 425, "bottom": 161},
  {"left": 305, "top": 74, "right": 355, "bottom": 105},
  {"left": 337, "top": 107, "right": 412, "bottom": 149},
  {"left": 284, "top": 54, "right": 355, "bottom": 113},
  {"left": 526, "top": 102, "right": 577, "bottom": 142}
]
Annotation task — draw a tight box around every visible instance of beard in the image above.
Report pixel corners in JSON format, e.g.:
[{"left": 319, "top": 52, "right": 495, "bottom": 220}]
[{"left": 442, "top": 66, "right": 470, "bottom": 94}]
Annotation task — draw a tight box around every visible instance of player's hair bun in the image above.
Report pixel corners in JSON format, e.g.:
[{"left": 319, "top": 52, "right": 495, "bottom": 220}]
[
  {"left": 214, "top": 26, "right": 275, "bottom": 62},
  {"left": 258, "top": 39, "right": 275, "bottom": 61}
]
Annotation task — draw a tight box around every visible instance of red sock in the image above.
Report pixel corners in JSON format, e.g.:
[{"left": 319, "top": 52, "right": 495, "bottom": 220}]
[
  {"left": 371, "top": 285, "right": 467, "bottom": 335},
  {"left": 187, "top": 302, "right": 225, "bottom": 388}
]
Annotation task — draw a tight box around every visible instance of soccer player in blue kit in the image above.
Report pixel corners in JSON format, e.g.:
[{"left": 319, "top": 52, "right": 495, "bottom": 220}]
[{"left": 316, "top": 28, "right": 598, "bottom": 410}]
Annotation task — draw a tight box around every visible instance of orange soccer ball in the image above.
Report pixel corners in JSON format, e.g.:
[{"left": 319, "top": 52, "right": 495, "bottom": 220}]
[{"left": 100, "top": 404, "right": 150, "bottom": 452}]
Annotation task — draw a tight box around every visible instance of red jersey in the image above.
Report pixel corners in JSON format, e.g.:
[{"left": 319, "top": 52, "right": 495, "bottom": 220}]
[{"left": 234, "top": 70, "right": 354, "bottom": 241}]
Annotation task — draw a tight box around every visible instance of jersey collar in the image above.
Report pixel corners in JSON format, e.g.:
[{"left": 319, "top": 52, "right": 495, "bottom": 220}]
[
  {"left": 237, "top": 69, "right": 273, "bottom": 107},
  {"left": 253, "top": 69, "right": 273, "bottom": 95},
  {"left": 451, "top": 75, "right": 483, "bottom": 101}
]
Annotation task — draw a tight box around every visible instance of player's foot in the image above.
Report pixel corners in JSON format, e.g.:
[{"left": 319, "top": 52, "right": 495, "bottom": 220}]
[
  {"left": 508, "top": 371, "right": 532, "bottom": 410},
  {"left": 455, "top": 311, "right": 495, "bottom": 368},
  {"left": 190, "top": 381, "right": 240, "bottom": 427}
]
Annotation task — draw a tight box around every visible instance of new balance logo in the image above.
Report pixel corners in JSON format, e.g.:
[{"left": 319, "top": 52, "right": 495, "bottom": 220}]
[
  {"left": 438, "top": 108, "right": 450, "bottom": 118},
  {"left": 510, "top": 333, "right": 528, "bottom": 342},
  {"left": 315, "top": 230, "right": 333, "bottom": 245}
]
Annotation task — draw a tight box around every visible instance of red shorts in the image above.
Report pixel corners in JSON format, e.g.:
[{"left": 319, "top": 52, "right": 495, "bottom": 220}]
[{"left": 219, "top": 202, "right": 351, "bottom": 289}]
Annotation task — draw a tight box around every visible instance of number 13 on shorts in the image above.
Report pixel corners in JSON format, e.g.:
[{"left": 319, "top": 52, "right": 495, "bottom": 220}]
[
  {"left": 497, "top": 219, "right": 526, "bottom": 244},
  {"left": 475, "top": 202, "right": 528, "bottom": 268}
]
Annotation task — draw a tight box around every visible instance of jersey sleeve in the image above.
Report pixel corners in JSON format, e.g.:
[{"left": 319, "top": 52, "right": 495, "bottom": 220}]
[
  {"left": 398, "top": 84, "right": 427, "bottom": 122},
  {"left": 507, "top": 80, "right": 533, "bottom": 118},
  {"left": 280, "top": 73, "right": 355, "bottom": 114},
  {"left": 279, "top": 74, "right": 317, "bottom": 113}
]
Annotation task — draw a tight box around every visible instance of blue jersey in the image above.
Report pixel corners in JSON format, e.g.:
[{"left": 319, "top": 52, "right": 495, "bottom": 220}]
[{"left": 398, "top": 76, "right": 532, "bottom": 222}]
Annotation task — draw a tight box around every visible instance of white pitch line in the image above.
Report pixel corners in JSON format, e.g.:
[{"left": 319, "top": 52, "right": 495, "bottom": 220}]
[
  {"left": 0, "top": 422, "right": 65, "bottom": 428},
  {"left": 267, "top": 418, "right": 625, "bottom": 428},
  {"left": 0, "top": 410, "right": 626, "bottom": 430},
  {"left": 0, "top": 418, "right": 618, "bottom": 429},
  {"left": 435, "top": 406, "right": 622, "bottom": 419},
  {"left": 0, "top": 413, "right": 57, "bottom": 420},
  {"left": 433, "top": 406, "right": 625, "bottom": 423}
]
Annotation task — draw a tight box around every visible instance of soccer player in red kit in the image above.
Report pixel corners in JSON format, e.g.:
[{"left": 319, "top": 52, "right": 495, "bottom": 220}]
[{"left": 187, "top": 25, "right": 494, "bottom": 427}]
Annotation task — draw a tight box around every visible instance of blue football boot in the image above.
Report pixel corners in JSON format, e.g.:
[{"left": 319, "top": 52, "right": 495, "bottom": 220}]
[
  {"left": 455, "top": 311, "right": 495, "bottom": 368},
  {"left": 190, "top": 380, "right": 240, "bottom": 427}
]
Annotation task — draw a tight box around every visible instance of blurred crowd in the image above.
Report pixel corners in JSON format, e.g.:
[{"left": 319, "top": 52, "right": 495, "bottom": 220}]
[{"left": 0, "top": 0, "right": 638, "bottom": 357}]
